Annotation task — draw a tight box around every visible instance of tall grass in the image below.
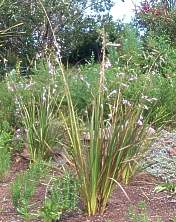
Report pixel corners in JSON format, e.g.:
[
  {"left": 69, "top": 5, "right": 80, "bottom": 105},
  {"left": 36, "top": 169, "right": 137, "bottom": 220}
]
[
  {"left": 19, "top": 85, "right": 62, "bottom": 161},
  {"left": 0, "top": 130, "right": 11, "bottom": 179},
  {"left": 63, "top": 89, "right": 153, "bottom": 214},
  {"left": 59, "top": 32, "right": 153, "bottom": 215}
]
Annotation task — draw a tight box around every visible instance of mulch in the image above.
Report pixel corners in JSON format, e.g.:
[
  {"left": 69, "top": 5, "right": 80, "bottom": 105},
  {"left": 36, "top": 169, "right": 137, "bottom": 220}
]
[
  {"left": 62, "top": 173, "right": 176, "bottom": 222},
  {"left": 0, "top": 155, "right": 28, "bottom": 222},
  {"left": 0, "top": 155, "right": 176, "bottom": 222}
]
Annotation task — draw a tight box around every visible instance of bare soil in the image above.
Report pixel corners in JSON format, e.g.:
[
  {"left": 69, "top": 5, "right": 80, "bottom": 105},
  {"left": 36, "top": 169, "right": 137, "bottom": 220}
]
[
  {"left": 0, "top": 155, "right": 176, "bottom": 222},
  {"left": 62, "top": 173, "right": 176, "bottom": 222}
]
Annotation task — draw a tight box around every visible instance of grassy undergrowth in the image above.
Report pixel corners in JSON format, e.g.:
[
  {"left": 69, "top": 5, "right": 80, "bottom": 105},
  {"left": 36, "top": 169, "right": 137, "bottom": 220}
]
[
  {"left": 40, "top": 172, "right": 79, "bottom": 222},
  {"left": 0, "top": 125, "right": 12, "bottom": 179},
  {"left": 11, "top": 161, "right": 48, "bottom": 220}
]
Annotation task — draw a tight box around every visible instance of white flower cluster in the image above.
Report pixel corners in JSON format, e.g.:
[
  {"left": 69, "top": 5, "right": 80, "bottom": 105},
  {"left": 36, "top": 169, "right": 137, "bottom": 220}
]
[
  {"left": 141, "top": 94, "right": 158, "bottom": 110},
  {"left": 128, "top": 75, "right": 138, "bottom": 81},
  {"left": 41, "top": 84, "right": 58, "bottom": 102},
  {"left": 15, "top": 128, "right": 21, "bottom": 139},
  {"left": 137, "top": 114, "right": 144, "bottom": 126},
  {"left": 116, "top": 72, "right": 125, "bottom": 77},
  {"left": 121, "top": 83, "right": 129, "bottom": 88},
  {"left": 79, "top": 75, "right": 90, "bottom": 89},
  {"left": 14, "top": 96, "right": 22, "bottom": 118},
  {"left": 108, "top": 90, "right": 117, "bottom": 97},
  {"left": 105, "top": 58, "right": 112, "bottom": 69},
  {"left": 141, "top": 94, "right": 157, "bottom": 103},
  {"left": 42, "top": 87, "right": 47, "bottom": 102},
  {"left": 122, "top": 98, "right": 132, "bottom": 107},
  {"left": 7, "top": 80, "right": 34, "bottom": 92}
]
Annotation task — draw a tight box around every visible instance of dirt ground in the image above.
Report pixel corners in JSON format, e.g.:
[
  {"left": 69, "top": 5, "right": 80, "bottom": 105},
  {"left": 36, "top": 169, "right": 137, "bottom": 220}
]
[
  {"left": 62, "top": 173, "right": 176, "bottom": 222},
  {"left": 0, "top": 155, "right": 176, "bottom": 222}
]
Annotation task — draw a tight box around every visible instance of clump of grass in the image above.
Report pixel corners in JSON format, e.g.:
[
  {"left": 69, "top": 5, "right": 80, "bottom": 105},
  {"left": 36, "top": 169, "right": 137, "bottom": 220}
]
[
  {"left": 60, "top": 32, "right": 154, "bottom": 215},
  {"left": 18, "top": 84, "right": 63, "bottom": 161},
  {"left": 0, "top": 129, "right": 12, "bottom": 179},
  {"left": 11, "top": 161, "right": 48, "bottom": 220},
  {"left": 154, "top": 182, "right": 176, "bottom": 194},
  {"left": 0, "top": 81, "right": 15, "bottom": 126},
  {"left": 128, "top": 201, "right": 162, "bottom": 222}
]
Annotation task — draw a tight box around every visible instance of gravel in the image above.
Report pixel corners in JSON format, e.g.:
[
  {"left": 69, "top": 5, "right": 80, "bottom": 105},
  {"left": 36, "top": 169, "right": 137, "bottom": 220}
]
[{"left": 142, "top": 130, "right": 176, "bottom": 182}]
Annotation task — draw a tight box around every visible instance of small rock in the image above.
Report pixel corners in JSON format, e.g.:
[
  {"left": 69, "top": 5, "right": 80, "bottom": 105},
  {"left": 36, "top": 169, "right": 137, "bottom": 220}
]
[{"left": 168, "top": 147, "right": 176, "bottom": 156}]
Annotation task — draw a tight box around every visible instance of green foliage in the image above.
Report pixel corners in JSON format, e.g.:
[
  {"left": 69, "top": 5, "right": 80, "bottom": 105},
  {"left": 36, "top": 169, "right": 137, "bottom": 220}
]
[
  {"left": 0, "top": 81, "right": 15, "bottom": 126},
  {"left": 2, "top": 1, "right": 176, "bottom": 220},
  {"left": 120, "top": 25, "right": 143, "bottom": 65},
  {"left": 0, "top": 23, "right": 24, "bottom": 73},
  {"left": 142, "top": 33, "right": 176, "bottom": 76},
  {"left": 68, "top": 64, "right": 99, "bottom": 112},
  {"left": 136, "top": 1, "right": 176, "bottom": 43},
  {"left": 0, "top": 0, "right": 114, "bottom": 70},
  {"left": 154, "top": 182, "right": 176, "bottom": 194},
  {"left": 40, "top": 172, "right": 79, "bottom": 222},
  {"left": 0, "top": 128, "right": 11, "bottom": 179},
  {"left": 147, "top": 76, "right": 176, "bottom": 125},
  {"left": 117, "top": 72, "right": 176, "bottom": 127},
  {"left": 11, "top": 161, "right": 48, "bottom": 220},
  {"left": 19, "top": 85, "right": 62, "bottom": 161},
  {"left": 128, "top": 201, "right": 162, "bottom": 222},
  {"left": 107, "top": 24, "right": 143, "bottom": 73}
]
